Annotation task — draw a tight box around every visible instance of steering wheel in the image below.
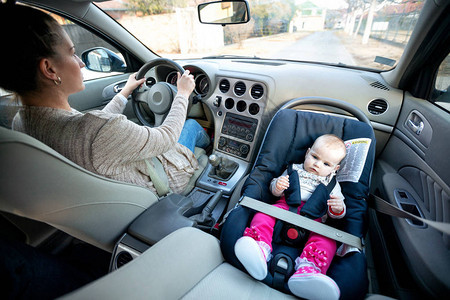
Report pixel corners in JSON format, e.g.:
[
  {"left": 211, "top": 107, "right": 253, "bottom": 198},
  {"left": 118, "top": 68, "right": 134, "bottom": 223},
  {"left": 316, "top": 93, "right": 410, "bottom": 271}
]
[
  {"left": 280, "top": 96, "right": 372, "bottom": 126},
  {"left": 132, "top": 58, "right": 190, "bottom": 127}
]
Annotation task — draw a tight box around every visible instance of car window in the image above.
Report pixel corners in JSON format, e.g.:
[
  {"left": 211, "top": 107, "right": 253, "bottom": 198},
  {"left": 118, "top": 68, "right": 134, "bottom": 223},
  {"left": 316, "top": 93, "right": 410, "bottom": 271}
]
[
  {"left": 53, "top": 13, "right": 127, "bottom": 81},
  {"left": 432, "top": 53, "right": 450, "bottom": 111},
  {"left": 96, "top": 0, "right": 424, "bottom": 71}
]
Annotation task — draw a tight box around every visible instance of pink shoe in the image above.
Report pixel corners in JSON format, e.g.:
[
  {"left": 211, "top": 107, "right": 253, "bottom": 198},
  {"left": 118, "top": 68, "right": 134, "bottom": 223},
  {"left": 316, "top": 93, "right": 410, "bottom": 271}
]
[
  {"left": 234, "top": 236, "right": 271, "bottom": 280},
  {"left": 288, "top": 258, "right": 340, "bottom": 300}
]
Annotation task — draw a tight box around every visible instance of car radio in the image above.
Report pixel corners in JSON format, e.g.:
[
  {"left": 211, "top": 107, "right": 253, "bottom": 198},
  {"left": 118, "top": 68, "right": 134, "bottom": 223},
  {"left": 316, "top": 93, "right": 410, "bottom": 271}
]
[
  {"left": 219, "top": 113, "right": 258, "bottom": 159},
  {"left": 217, "top": 136, "right": 250, "bottom": 158},
  {"left": 221, "top": 113, "right": 258, "bottom": 142}
]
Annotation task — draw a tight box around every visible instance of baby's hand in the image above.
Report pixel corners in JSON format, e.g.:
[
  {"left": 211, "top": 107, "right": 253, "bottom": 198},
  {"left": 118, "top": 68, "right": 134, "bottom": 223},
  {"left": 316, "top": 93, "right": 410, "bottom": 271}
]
[
  {"left": 275, "top": 175, "right": 290, "bottom": 192},
  {"left": 327, "top": 195, "right": 344, "bottom": 214}
]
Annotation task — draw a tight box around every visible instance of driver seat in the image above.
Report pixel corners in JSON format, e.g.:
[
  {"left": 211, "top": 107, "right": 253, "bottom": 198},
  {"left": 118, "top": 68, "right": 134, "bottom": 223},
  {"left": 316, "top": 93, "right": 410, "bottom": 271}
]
[{"left": 0, "top": 125, "right": 208, "bottom": 252}]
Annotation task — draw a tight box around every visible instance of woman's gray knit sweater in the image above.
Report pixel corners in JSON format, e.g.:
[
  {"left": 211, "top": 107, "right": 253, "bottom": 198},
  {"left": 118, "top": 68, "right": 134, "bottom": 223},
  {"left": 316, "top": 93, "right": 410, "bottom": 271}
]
[{"left": 12, "top": 94, "right": 198, "bottom": 194}]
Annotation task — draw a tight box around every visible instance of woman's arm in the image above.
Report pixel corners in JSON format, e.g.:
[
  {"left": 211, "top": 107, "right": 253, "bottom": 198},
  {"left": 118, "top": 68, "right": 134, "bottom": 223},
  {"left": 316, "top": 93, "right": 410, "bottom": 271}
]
[
  {"left": 102, "top": 73, "right": 145, "bottom": 114},
  {"left": 91, "top": 71, "right": 194, "bottom": 167}
]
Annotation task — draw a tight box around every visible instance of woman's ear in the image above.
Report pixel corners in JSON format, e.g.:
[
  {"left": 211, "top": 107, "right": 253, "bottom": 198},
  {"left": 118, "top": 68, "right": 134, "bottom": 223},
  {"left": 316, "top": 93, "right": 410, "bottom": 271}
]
[{"left": 38, "top": 58, "right": 58, "bottom": 81}]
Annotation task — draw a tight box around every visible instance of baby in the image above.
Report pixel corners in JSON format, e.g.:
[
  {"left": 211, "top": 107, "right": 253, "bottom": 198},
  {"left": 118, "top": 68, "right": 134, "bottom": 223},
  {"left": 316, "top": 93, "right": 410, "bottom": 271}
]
[{"left": 234, "top": 134, "right": 347, "bottom": 300}]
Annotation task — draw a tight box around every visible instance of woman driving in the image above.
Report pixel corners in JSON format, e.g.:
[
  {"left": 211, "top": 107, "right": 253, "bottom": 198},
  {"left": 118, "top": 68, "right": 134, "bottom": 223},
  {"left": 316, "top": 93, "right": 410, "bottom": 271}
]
[{"left": 0, "top": 4, "right": 210, "bottom": 194}]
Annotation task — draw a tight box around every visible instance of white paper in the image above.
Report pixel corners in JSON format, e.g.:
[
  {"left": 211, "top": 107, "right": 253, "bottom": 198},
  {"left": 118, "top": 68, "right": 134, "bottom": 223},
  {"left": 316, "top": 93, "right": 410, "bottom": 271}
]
[{"left": 337, "top": 138, "right": 371, "bottom": 183}]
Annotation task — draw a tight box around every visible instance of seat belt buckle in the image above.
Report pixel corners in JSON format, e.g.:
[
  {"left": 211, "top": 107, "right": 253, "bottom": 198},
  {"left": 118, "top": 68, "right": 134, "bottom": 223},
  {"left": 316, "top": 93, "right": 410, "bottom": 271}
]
[{"left": 281, "top": 223, "right": 307, "bottom": 247}]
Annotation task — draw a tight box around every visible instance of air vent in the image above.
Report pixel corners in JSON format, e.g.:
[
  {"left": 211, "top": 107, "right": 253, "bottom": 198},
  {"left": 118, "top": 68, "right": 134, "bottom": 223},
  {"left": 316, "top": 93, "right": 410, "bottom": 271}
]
[
  {"left": 234, "top": 81, "right": 246, "bottom": 96},
  {"left": 116, "top": 251, "right": 133, "bottom": 269},
  {"left": 368, "top": 99, "right": 388, "bottom": 115},
  {"left": 219, "top": 79, "right": 230, "bottom": 93},
  {"left": 370, "top": 81, "right": 390, "bottom": 91},
  {"left": 250, "top": 84, "right": 264, "bottom": 99}
]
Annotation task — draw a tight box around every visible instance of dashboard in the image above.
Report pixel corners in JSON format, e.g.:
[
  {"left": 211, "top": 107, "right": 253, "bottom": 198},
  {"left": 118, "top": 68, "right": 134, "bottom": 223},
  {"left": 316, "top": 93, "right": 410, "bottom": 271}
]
[
  {"left": 146, "top": 65, "right": 211, "bottom": 98},
  {"left": 143, "top": 59, "right": 403, "bottom": 165}
]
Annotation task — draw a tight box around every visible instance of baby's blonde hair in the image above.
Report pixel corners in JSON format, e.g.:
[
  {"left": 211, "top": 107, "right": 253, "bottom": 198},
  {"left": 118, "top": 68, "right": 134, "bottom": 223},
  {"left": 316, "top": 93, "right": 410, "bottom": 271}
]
[{"left": 312, "top": 134, "right": 346, "bottom": 163}]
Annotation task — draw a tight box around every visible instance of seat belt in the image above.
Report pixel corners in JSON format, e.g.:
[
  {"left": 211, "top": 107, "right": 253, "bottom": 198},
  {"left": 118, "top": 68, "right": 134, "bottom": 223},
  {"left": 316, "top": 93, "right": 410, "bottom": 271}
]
[
  {"left": 239, "top": 195, "right": 450, "bottom": 251},
  {"left": 369, "top": 194, "right": 450, "bottom": 235},
  {"left": 239, "top": 196, "right": 363, "bottom": 250},
  {"left": 145, "top": 157, "right": 170, "bottom": 197}
]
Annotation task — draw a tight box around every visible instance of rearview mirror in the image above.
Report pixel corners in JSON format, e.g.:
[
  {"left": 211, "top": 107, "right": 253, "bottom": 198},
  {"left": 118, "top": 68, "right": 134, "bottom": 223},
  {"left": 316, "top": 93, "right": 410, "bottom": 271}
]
[
  {"left": 81, "top": 47, "right": 127, "bottom": 73},
  {"left": 198, "top": 0, "right": 250, "bottom": 25}
]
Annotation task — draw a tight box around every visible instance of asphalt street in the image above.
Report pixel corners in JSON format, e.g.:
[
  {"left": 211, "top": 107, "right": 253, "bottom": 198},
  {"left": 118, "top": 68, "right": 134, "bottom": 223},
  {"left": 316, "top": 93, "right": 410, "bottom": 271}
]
[{"left": 271, "top": 31, "right": 355, "bottom": 66}]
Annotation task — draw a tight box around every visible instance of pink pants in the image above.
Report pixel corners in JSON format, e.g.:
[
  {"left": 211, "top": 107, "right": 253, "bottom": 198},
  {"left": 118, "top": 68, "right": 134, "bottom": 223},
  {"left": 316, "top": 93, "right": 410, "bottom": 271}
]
[{"left": 247, "top": 196, "right": 336, "bottom": 274}]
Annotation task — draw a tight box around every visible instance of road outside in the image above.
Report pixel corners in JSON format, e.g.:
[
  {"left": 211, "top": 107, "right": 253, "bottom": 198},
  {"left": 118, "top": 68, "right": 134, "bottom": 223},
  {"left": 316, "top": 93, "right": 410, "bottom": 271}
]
[
  {"left": 271, "top": 31, "right": 355, "bottom": 66},
  {"left": 209, "top": 30, "right": 403, "bottom": 71}
]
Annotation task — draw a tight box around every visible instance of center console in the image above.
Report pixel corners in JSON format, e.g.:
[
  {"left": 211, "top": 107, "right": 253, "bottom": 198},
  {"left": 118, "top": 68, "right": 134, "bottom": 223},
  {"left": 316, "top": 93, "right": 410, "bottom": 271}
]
[
  {"left": 218, "top": 113, "right": 258, "bottom": 158},
  {"left": 195, "top": 76, "right": 268, "bottom": 193},
  {"left": 110, "top": 76, "right": 268, "bottom": 271},
  {"left": 111, "top": 188, "right": 225, "bottom": 271}
]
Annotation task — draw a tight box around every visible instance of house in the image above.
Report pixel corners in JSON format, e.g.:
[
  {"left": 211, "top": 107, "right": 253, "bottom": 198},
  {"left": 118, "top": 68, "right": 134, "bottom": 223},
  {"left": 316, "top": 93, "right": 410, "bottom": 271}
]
[{"left": 290, "top": 0, "right": 326, "bottom": 32}]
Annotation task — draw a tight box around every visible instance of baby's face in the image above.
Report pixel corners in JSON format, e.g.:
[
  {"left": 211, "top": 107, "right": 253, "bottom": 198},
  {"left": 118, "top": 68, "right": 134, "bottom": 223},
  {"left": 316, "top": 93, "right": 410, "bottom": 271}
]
[{"left": 303, "top": 145, "right": 343, "bottom": 177}]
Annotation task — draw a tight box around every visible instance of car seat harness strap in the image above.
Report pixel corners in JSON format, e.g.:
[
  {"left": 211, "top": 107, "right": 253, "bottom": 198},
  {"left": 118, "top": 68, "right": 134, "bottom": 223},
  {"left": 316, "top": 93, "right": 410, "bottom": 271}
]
[
  {"left": 274, "top": 164, "right": 338, "bottom": 247},
  {"left": 270, "top": 253, "right": 294, "bottom": 290}
]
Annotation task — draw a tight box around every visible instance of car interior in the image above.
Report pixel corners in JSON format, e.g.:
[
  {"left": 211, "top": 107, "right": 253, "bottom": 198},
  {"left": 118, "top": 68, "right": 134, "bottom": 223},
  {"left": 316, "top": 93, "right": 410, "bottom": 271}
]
[{"left": 0, "top": 0, "right": 449, "bottom": 299}]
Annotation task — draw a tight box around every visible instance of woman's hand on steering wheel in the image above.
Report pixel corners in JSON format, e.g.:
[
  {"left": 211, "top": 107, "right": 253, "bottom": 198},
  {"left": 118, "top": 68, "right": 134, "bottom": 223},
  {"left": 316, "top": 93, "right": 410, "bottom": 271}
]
[
  {"left": 132, "top": 58, "right": 194, "bottom": 127},
  {"left": 176, "top": 70, "right": 195, "bottom": 99},
  {"left": 120, "top": 72, "right": 146, "bottom": 99}
]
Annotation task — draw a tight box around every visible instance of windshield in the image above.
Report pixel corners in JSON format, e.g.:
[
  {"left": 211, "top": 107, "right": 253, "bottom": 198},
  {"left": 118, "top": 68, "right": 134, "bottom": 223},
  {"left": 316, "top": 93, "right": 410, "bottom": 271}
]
[{"left": 98, "top": 0, "right": 424, "bottom": 71}]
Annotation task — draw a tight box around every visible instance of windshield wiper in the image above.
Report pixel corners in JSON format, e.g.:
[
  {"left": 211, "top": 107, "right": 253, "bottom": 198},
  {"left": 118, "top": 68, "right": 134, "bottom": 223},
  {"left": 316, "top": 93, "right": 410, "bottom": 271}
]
[{"left": 202, "top": 54, "right": 260, "bottom": 59}]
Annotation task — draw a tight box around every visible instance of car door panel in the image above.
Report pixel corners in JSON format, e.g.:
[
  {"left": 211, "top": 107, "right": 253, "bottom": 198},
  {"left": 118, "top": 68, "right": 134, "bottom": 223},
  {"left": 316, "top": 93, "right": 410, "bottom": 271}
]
[
  {"left": 69, "top": 74, "right": 130, "bottom": 112},
  {"left": 371, "top": 93, "right": 450, "bottom": 298}
]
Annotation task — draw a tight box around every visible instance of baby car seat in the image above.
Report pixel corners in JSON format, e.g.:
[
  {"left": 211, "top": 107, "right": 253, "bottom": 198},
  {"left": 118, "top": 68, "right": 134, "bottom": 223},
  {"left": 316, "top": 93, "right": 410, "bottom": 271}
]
[{"left": 220, "top": 108, "right": 376, "bottom": 299}]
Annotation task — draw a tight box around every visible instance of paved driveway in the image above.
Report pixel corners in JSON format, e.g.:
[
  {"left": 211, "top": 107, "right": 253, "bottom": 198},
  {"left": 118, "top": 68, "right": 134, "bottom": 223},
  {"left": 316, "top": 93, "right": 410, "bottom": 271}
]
[{"left": 271, "top": 31, "right": 355, "bottom": 66}]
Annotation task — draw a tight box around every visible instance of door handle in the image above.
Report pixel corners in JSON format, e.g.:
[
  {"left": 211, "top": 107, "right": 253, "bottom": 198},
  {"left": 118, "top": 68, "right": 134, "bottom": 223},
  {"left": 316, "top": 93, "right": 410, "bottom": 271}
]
[
  {"left": 113, "top": 85, "right": 123, "bottom": 93},
  {"left": 407, "top": 119, "right": 424, "bottom": 135}
]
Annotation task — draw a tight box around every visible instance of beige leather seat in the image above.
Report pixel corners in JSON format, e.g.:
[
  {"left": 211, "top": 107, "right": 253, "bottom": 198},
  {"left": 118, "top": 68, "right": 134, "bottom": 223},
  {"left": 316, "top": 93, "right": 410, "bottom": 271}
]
[
  {"left": 0, "top": 126, "right": 207, "bottom": 251},
  {"left": 61, "top": 227, "right": 297, "bottom": 299},
  {"left": 60, "top": 227, "right": 396, "bottom": 300}
]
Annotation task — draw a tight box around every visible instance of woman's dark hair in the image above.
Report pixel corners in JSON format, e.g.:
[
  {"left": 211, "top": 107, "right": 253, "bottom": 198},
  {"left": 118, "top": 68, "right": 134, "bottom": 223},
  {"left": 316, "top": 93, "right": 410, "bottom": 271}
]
[{"left": 0, "top": 4, "right": 64, "bottom": 95}]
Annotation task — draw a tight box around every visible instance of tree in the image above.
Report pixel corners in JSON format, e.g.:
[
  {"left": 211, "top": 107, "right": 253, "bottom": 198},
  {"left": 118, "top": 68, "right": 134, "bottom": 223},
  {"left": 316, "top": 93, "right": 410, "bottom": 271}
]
[
  {"left": 251, "top": 0, "right": 297, "bottom": 36},
  {"left": 126, "top": 0, "right": 187, "bottom": 16},
  {"left": 362, "top": 0, "right": 378, "bottom": 44}
]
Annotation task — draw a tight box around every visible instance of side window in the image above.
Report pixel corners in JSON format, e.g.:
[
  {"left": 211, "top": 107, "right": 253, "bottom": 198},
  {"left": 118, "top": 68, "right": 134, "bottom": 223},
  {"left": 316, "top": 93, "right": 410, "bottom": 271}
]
[
  {"left": 0, "top": 7, "right": 126, "bottom": 98},
  {"left": 53, "top": 14, "right": 127, "bottom": 81},
  {"left": 432, "top": 53, "right": 450, "bottom": 111}
]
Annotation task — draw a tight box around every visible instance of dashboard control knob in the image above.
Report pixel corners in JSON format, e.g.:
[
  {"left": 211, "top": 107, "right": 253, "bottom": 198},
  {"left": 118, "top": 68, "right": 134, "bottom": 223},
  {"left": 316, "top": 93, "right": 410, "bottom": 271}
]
[
  {"left": 213, "top": 96, "right": 222, "bottom": 107},
  {"left": 218, "top": 137, "right": 226, "bottom": 147},
  {"left": 240, "top": 144, "right": 250, "bottom": 155}
]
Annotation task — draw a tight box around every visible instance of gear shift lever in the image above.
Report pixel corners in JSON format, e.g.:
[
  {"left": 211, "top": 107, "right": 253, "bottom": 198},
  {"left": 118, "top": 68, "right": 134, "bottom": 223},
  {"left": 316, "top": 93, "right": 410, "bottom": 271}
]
[
  {"left": 208, "top": 154, "right": 238, "bottom": 181},
  {"left": 209, "top": 154, "right": 221, "bottom": 168}
]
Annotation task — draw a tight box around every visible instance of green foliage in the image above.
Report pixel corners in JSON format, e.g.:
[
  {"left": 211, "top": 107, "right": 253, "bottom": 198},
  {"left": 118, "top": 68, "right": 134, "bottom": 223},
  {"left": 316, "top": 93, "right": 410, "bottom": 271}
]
[
  {"left": 126, "top": 0, "right": 187, "bottom": 16},
  {"left": 250, "top": 0, "right": 297, "bottom": 36}
]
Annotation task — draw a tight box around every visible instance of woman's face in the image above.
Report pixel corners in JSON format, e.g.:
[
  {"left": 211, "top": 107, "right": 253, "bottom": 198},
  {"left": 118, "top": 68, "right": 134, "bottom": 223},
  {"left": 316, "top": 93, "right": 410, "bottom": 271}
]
[{"left": 52, "top": 30, "right": 85, "bottom": 95}]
